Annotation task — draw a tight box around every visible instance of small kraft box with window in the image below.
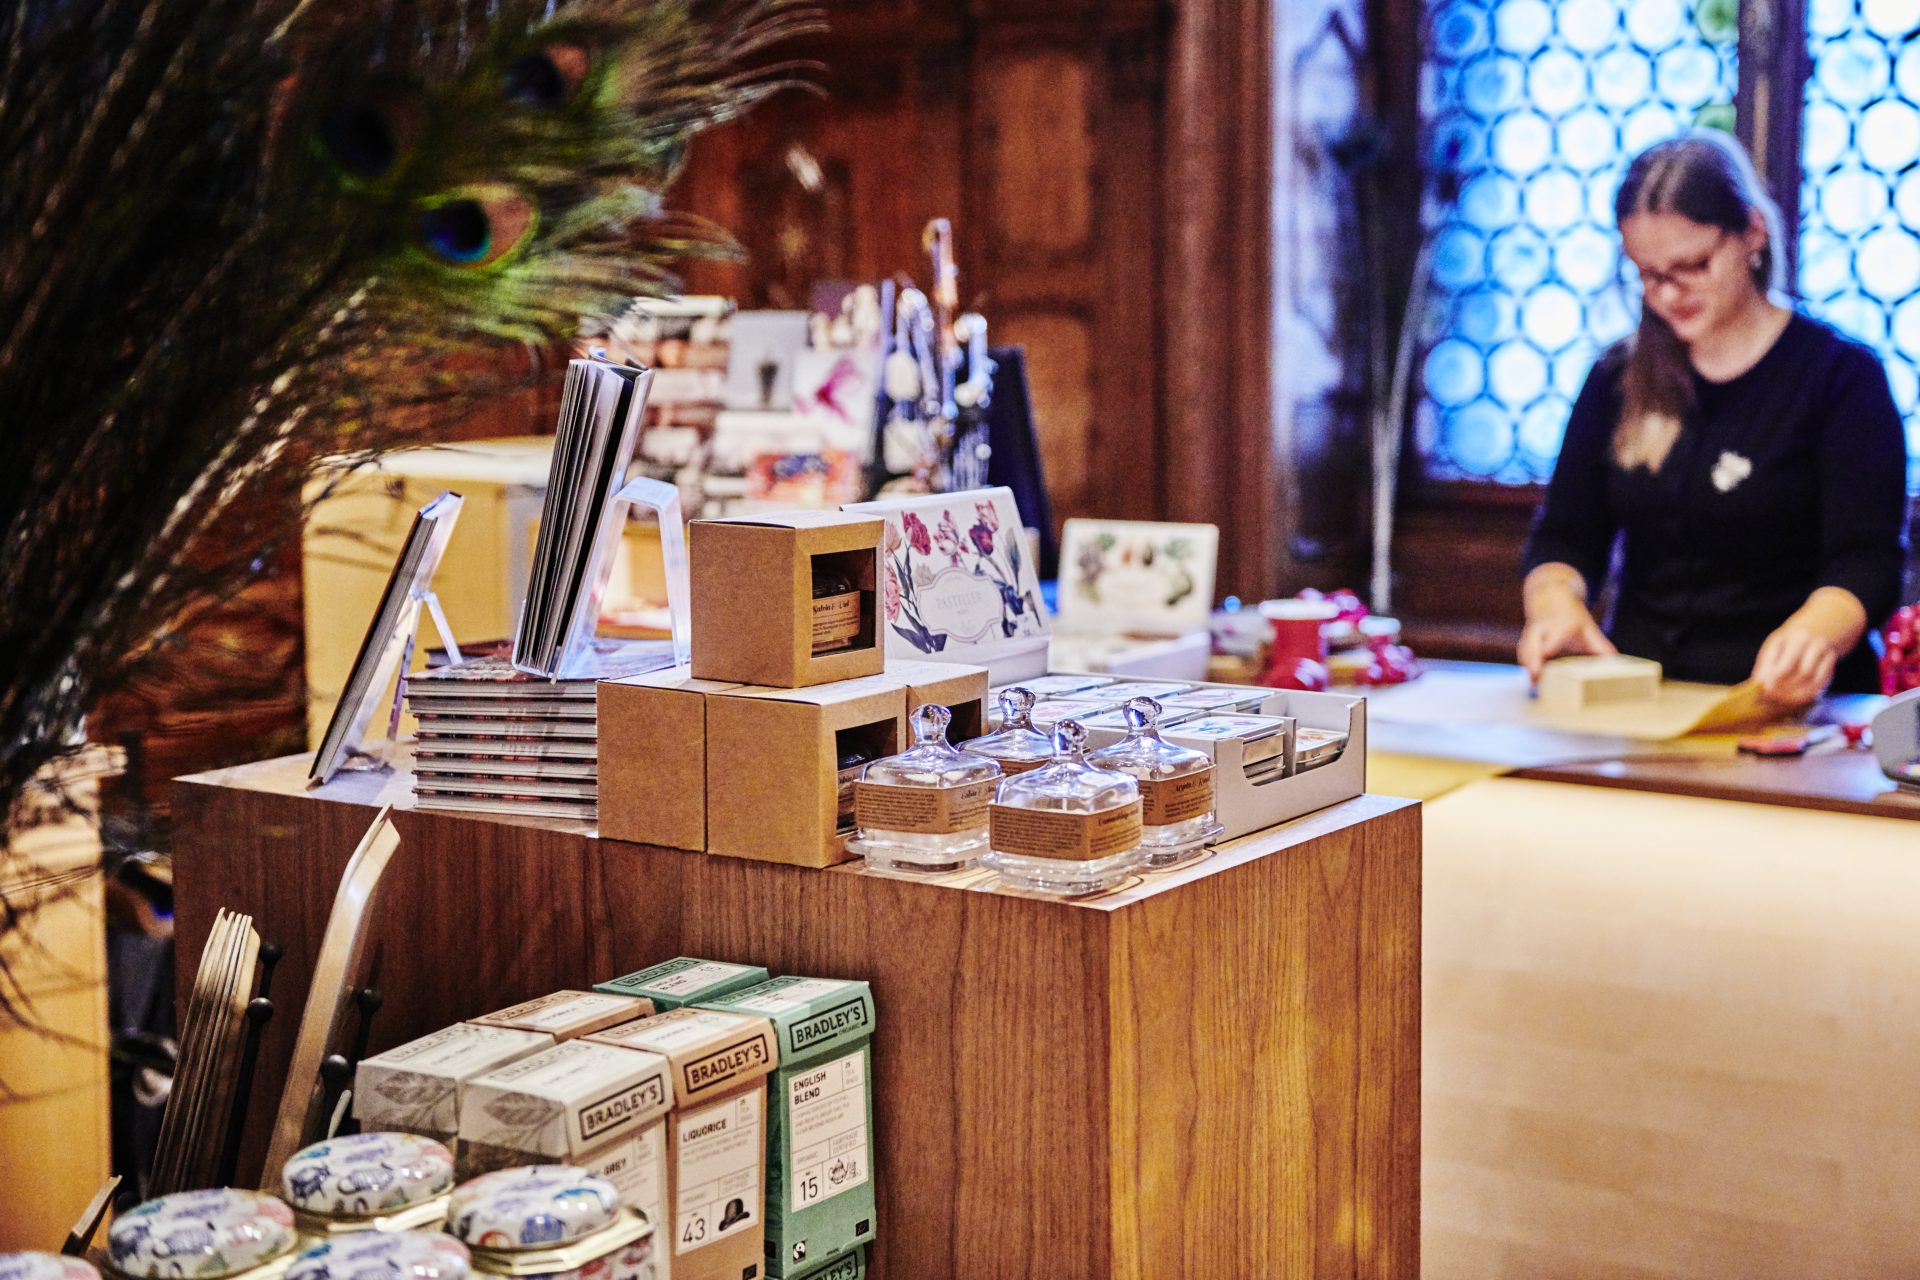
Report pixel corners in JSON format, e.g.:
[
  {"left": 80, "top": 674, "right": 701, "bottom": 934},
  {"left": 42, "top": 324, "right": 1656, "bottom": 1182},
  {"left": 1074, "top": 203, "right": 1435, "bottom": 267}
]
[
  {"left": 704, "top": 676, "right": 908, "bottom": 867},
  {"left": 689, "top": 512, "right": 884, "bottom": 688}
]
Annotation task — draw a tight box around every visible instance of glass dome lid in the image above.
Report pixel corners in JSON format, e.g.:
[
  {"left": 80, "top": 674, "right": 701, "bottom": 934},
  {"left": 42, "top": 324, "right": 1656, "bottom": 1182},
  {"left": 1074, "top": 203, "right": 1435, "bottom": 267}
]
[
  {"left": 993, "top": 719, "right": 1139, "bottom": 814},
  {"left": 1088, "top": 697, "right": 1214, "bottom": 781},
  {"left": 862, "top": 705, "right": 1001, "bottom": 789},
  {"left": 963, "top": 688, "right": 1056, "bottom": 772}
]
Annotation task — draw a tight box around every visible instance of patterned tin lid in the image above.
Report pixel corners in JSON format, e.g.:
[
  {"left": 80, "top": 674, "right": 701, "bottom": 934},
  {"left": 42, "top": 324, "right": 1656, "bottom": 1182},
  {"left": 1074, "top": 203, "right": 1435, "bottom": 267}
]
[
  {"left": 106, "top": 1189, "right": 297, "bottom": 1280},
  {"left": 0, "top": 1255, "right": 101, "bottom": 1280},
  {"left": 281, "top": 1132, "right": 455, "bottom": 1218},
  {"left": 287, "top": 1232, "right": 470, "bottom": 1280},
  {"left": 446, "top": 1168, "right": 620, "bottom": 1252}
]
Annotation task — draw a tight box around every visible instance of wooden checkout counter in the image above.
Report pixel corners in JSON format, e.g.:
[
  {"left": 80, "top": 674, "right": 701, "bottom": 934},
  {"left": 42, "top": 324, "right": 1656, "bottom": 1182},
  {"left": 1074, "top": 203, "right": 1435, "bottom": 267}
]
[{"left": 1370, "top": 662, "right": 1920, "bottom": 1280}]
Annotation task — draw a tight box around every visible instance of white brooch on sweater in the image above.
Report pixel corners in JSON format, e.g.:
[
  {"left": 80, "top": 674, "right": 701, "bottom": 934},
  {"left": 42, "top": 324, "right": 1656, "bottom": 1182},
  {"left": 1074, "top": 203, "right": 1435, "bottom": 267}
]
[{"left": 1711, "top": 450, "right": 1753, "bottom": 493}]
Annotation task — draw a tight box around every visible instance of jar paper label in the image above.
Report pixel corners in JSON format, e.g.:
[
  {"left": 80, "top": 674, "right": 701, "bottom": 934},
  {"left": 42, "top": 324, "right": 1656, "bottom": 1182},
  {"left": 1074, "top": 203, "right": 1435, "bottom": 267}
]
[
  {"left": 674, "top": 1088, "right": 763, "bottom": 1255},
  {"left": 811, "top": 592, "right": 862, "bottom": 652},
  {"left": 788, "top": 1048, "right": 871, "bottom": 1212},
  {"left": 992, "top": 757, "right": 1049, "bottom": 776},
  {"left": 1141, "top": 767, "right": 1215, "bottom": 825},
  {"left": 988, "top": 800, "right": 1143, "bottom": 861},
  {"left": 855, "top": 779, "right": 995, "bottom": 835}
]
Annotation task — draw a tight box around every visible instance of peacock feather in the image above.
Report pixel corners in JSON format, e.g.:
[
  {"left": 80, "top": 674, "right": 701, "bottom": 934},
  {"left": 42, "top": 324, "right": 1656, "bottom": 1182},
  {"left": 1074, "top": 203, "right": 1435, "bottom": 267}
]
[{"left": 0, "top": 0, "right": 818, "bottom": 1022}]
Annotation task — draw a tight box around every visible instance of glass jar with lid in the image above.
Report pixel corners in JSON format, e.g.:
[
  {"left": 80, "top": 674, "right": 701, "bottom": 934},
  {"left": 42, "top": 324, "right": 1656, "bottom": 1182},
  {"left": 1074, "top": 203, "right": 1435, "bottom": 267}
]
[
  {"left": 105, "top": 1189, "right": 299, "bottom": 1280},
  {"left": 849, "top": 704, "right": 1002, "bottom": 873},
  {"left": 983, "top": 719, "right": 1145, "bottom": 895},
  {"left": 961, "top": 688, "right": 1054, "bottom": 775},
  {"left": 1088, "top": 697, "right": 1223, "bottom": 867},
  {"left": 447, "top": 1166, "right": 653, "bottom": 1280},
  {"left": 280, "top": 1131, "right": 455, "bottom": 1234}
]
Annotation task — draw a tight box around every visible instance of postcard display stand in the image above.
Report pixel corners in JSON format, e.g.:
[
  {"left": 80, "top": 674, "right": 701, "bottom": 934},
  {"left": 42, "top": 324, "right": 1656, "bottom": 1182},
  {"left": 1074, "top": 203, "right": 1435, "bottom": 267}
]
[{"left": 844, "top": 488, "right": 1367, "bottom": 836}]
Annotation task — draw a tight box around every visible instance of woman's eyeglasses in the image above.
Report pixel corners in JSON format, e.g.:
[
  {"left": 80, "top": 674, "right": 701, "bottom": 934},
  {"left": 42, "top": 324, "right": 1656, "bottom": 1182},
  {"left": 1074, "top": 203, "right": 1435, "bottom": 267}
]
[{"left": 1627, "top": 230, "right": 1731, "bottom": 292}]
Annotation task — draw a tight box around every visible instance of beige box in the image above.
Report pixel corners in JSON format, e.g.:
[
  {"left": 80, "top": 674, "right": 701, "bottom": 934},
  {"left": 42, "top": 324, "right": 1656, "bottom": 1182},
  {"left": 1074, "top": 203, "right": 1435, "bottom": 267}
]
[
  {"left": 354, "top": 1022, "right": 555, "bottom": 1143},
  {"left": 459, "top": 1039, "right": 674, "bottom": 1228},
  {"left": 587, "top": 1010, "right": 779, "bottom": 1280},
  {"left": 599, "top": 667, "right": 741, "bottom": 850},
  {"left": 690, "top": 513, "right": 884, "bottom": 689},
  {"left": 706, "top": 676, "right": 909, "bottom": 867},
  {"left": 1537, "top": 654, "right": 1663, "bottom": 712},
  {"left": 886, "top": 658, "right": 990, "bottom": 742},
  {"left": 469, "top": 990, "right": 654, "bottom": 1041}
]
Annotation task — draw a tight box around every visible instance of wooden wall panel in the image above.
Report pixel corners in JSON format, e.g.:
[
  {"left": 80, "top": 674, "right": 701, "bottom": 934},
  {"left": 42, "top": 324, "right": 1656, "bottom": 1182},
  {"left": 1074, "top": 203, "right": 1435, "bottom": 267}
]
[
  {"left": 996, "top": 311, "right": 1097, "bottom": 515},
  {"left": 982, "top": 54, "right": 1094, "bottom": 258}
]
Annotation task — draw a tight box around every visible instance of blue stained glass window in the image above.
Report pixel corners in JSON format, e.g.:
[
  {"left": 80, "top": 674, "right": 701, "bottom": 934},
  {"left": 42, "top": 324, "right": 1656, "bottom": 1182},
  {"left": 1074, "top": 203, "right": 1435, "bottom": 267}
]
[
  {"left": 1799, "top": 0, "right": 1920, "bottom": 487},
  {"left": 1419, "top": 0, "right": 1739, "bottom": 482}
]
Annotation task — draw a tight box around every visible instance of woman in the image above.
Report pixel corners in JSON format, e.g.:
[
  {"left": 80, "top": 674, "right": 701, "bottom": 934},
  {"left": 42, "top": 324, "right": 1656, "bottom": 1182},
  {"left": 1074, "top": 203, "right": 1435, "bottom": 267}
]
[{"left": 1520, "top": 132, "right": 1909, "bottom": 701}]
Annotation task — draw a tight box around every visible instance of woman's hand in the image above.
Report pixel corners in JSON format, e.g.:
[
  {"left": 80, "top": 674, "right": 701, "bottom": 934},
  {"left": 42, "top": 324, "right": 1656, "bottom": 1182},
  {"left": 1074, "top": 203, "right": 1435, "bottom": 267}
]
[
  {"left": 1751, "top": 623, "right": 1839, "bottom": 706},
  {"left": 1518, "top": 604, "right": 1617, "bottom": 681},
  {"left": 1751, "top": 587, "right": 1867, "bottom": 706},
  {"left": 1518, "top": 563, "right": 1617, "bottom": 681}
]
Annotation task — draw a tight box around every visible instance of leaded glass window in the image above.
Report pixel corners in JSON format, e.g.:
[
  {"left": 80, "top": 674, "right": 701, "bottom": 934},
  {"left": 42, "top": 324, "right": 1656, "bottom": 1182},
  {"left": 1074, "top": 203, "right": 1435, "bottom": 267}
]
[
  {"left": 1418, "top": 0, "right": 1740, "bottom": 482},
  {"left": 1799, "top": 0, "right": 1920, "bottom": 487}
]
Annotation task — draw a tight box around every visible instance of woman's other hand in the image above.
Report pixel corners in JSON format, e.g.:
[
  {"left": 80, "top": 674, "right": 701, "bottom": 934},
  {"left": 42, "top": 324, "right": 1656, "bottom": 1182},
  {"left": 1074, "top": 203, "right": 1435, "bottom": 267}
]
[
  {"left": 1752, "top": 588, "right": 1866, "bottom": 706},
  {"left": 1518, "top": 563, "right": 1617, "bottom": 681}
]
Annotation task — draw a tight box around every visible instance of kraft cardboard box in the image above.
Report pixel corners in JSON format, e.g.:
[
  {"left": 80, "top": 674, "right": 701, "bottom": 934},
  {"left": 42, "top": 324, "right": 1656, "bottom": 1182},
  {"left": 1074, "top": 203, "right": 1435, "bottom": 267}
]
[
  {"left": 885, "top": 659, "right": 989, "bottom": 742},
  {"left": 354, "top": 1022, "right": 555, "bottom": 1144},
  {"left": 597, "top": 957, "right": 772, "bottom": 1012},
  {"left": 458, "top": 1038, "right": 674, "bottom": 1229},
  {"left": 587, "top": 1009, "right": 780, "bottom": 1280},
  {"left": 690, "top": 512, "right": 884, "bottom": 689},
  {"left": 468, "top": 990, "right": 654, "bottom": 1041},
  {"left": 706, "top": 676, "right": 907, "bottom": 868},
  {"left": 600, "top": 666, "right": 741, "bottom": 849},
  {"left": 698, "top": 979, "right": 876, "bottom": 1280}
]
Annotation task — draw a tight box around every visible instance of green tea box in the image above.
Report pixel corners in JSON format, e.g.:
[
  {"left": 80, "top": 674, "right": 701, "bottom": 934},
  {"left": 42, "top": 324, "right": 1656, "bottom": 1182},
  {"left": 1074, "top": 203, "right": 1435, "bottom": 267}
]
[
  {"left": 700, "top": 977, "right": 876, "bottom": 1279},
  {"left": 806, "top": 1248, "right": 863, "bottom": 1280},
  {"left": 595, "top": 957, "right": 771, "bottom": 1011}
]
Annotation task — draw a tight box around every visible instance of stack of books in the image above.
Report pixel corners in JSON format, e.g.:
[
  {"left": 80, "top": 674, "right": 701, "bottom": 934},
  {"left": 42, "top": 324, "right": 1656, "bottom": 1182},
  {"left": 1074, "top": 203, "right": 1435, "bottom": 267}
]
[
  {"left": 406, "top": 355, "right": 673, "bottom": 821},
  {"left": 406, "top": 645, "right": 663, "bottom": 821}
]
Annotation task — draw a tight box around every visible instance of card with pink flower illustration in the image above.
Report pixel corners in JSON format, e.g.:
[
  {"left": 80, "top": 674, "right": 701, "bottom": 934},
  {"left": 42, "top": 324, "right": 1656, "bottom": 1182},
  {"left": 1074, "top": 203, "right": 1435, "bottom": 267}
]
[{"left": 844, "top": 487, "right": 1050, "bottom": 681}]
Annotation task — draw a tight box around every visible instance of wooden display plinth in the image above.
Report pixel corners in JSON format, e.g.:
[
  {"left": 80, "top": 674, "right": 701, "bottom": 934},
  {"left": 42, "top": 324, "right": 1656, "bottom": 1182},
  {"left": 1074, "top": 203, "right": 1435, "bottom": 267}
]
[{"left": 173, "top": 755, "right": 1420, "bottom": 1280}]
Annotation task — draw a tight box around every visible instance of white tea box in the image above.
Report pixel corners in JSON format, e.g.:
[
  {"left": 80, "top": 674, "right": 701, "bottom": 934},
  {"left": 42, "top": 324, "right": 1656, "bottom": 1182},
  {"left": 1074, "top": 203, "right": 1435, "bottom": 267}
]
[{"left": 354, "top": 1022, "right": 555, "bottom": 1142}]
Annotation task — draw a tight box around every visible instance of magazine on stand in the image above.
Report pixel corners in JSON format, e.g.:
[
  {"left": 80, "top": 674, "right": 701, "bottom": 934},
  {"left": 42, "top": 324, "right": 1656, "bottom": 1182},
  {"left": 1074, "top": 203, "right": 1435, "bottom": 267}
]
[
  {"left": 308, "top": 491, "right": 464, "bottom": 786},
  {"left": 512, "top": 356, "right": 658, "bottom": 677}
]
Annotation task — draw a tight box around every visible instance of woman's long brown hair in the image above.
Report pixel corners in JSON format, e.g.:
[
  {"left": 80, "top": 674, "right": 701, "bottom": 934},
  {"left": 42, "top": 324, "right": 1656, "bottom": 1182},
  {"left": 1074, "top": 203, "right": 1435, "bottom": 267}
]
[{"left": 1612, "top": 132, "right": 1785, "bottom": 470}]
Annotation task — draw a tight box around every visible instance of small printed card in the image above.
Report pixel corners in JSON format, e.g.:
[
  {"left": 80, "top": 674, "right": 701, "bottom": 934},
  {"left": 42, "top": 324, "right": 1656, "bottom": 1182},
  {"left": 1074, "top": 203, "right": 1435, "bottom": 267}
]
[{"left": 1057, "top": 518, "right": 1219, "bottom": 637}]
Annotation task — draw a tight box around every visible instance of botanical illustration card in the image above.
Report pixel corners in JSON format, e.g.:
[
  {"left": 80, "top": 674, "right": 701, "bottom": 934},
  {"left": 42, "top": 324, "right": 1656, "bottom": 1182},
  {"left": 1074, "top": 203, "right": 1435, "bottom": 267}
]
[
  {"left": 844, "top": 487, "right": 1049, "bottom": 674},
  {"left": 1057, "top": 518, "right": 1219, "bottom": 636}
]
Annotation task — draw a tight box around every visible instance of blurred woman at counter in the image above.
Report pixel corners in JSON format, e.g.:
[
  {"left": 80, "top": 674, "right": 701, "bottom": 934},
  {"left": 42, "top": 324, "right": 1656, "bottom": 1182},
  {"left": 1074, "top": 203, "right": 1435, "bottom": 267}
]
[{"left": 1520, "top": 131, "right": 1909, "bottom": 701}]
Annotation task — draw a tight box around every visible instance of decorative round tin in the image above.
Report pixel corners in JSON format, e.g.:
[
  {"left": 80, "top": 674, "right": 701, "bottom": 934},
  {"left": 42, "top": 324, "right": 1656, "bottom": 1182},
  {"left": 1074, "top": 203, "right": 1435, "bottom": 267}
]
[
  {"left": 282, "top": 1132, "right": 455, "bottom": 1223},
  {"left": 287, "top": 1232, "right": 471, "bottom": 1280},
  {"left": 106, "top": 1189, "right": 297, "bottom": 1280},
  {"left": 0, "top": 1254, "right": 102, "bottom": 1280},
  {"left": 446, "top": 1168, "right": 620, "bottom": 1252}
]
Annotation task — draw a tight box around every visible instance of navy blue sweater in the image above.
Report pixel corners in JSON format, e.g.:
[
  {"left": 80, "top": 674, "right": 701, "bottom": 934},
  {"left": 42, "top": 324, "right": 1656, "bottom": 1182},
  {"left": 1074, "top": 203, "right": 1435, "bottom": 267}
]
[{"left": 1524, "top": 312, "right": 1909, "bottom": 692}]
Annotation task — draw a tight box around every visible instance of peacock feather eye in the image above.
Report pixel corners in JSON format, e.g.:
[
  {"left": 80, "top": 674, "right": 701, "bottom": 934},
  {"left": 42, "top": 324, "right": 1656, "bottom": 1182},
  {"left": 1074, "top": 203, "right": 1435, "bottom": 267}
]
[
  {"left": 416, "top": 187, "right": 536, "bottom": 268},
  {"left": 503, "top": 44, "right": 588, "bottom": 107},
  {"left": 318, "top": 93, "right": 420, "bottom": 182}
]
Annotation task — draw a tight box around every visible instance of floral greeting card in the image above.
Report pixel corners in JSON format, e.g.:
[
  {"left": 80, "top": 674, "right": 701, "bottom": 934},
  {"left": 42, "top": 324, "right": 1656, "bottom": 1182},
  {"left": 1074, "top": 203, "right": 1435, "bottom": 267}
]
[{"left": 845, "top": 487, "right": 1049, "bottom": 678}]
